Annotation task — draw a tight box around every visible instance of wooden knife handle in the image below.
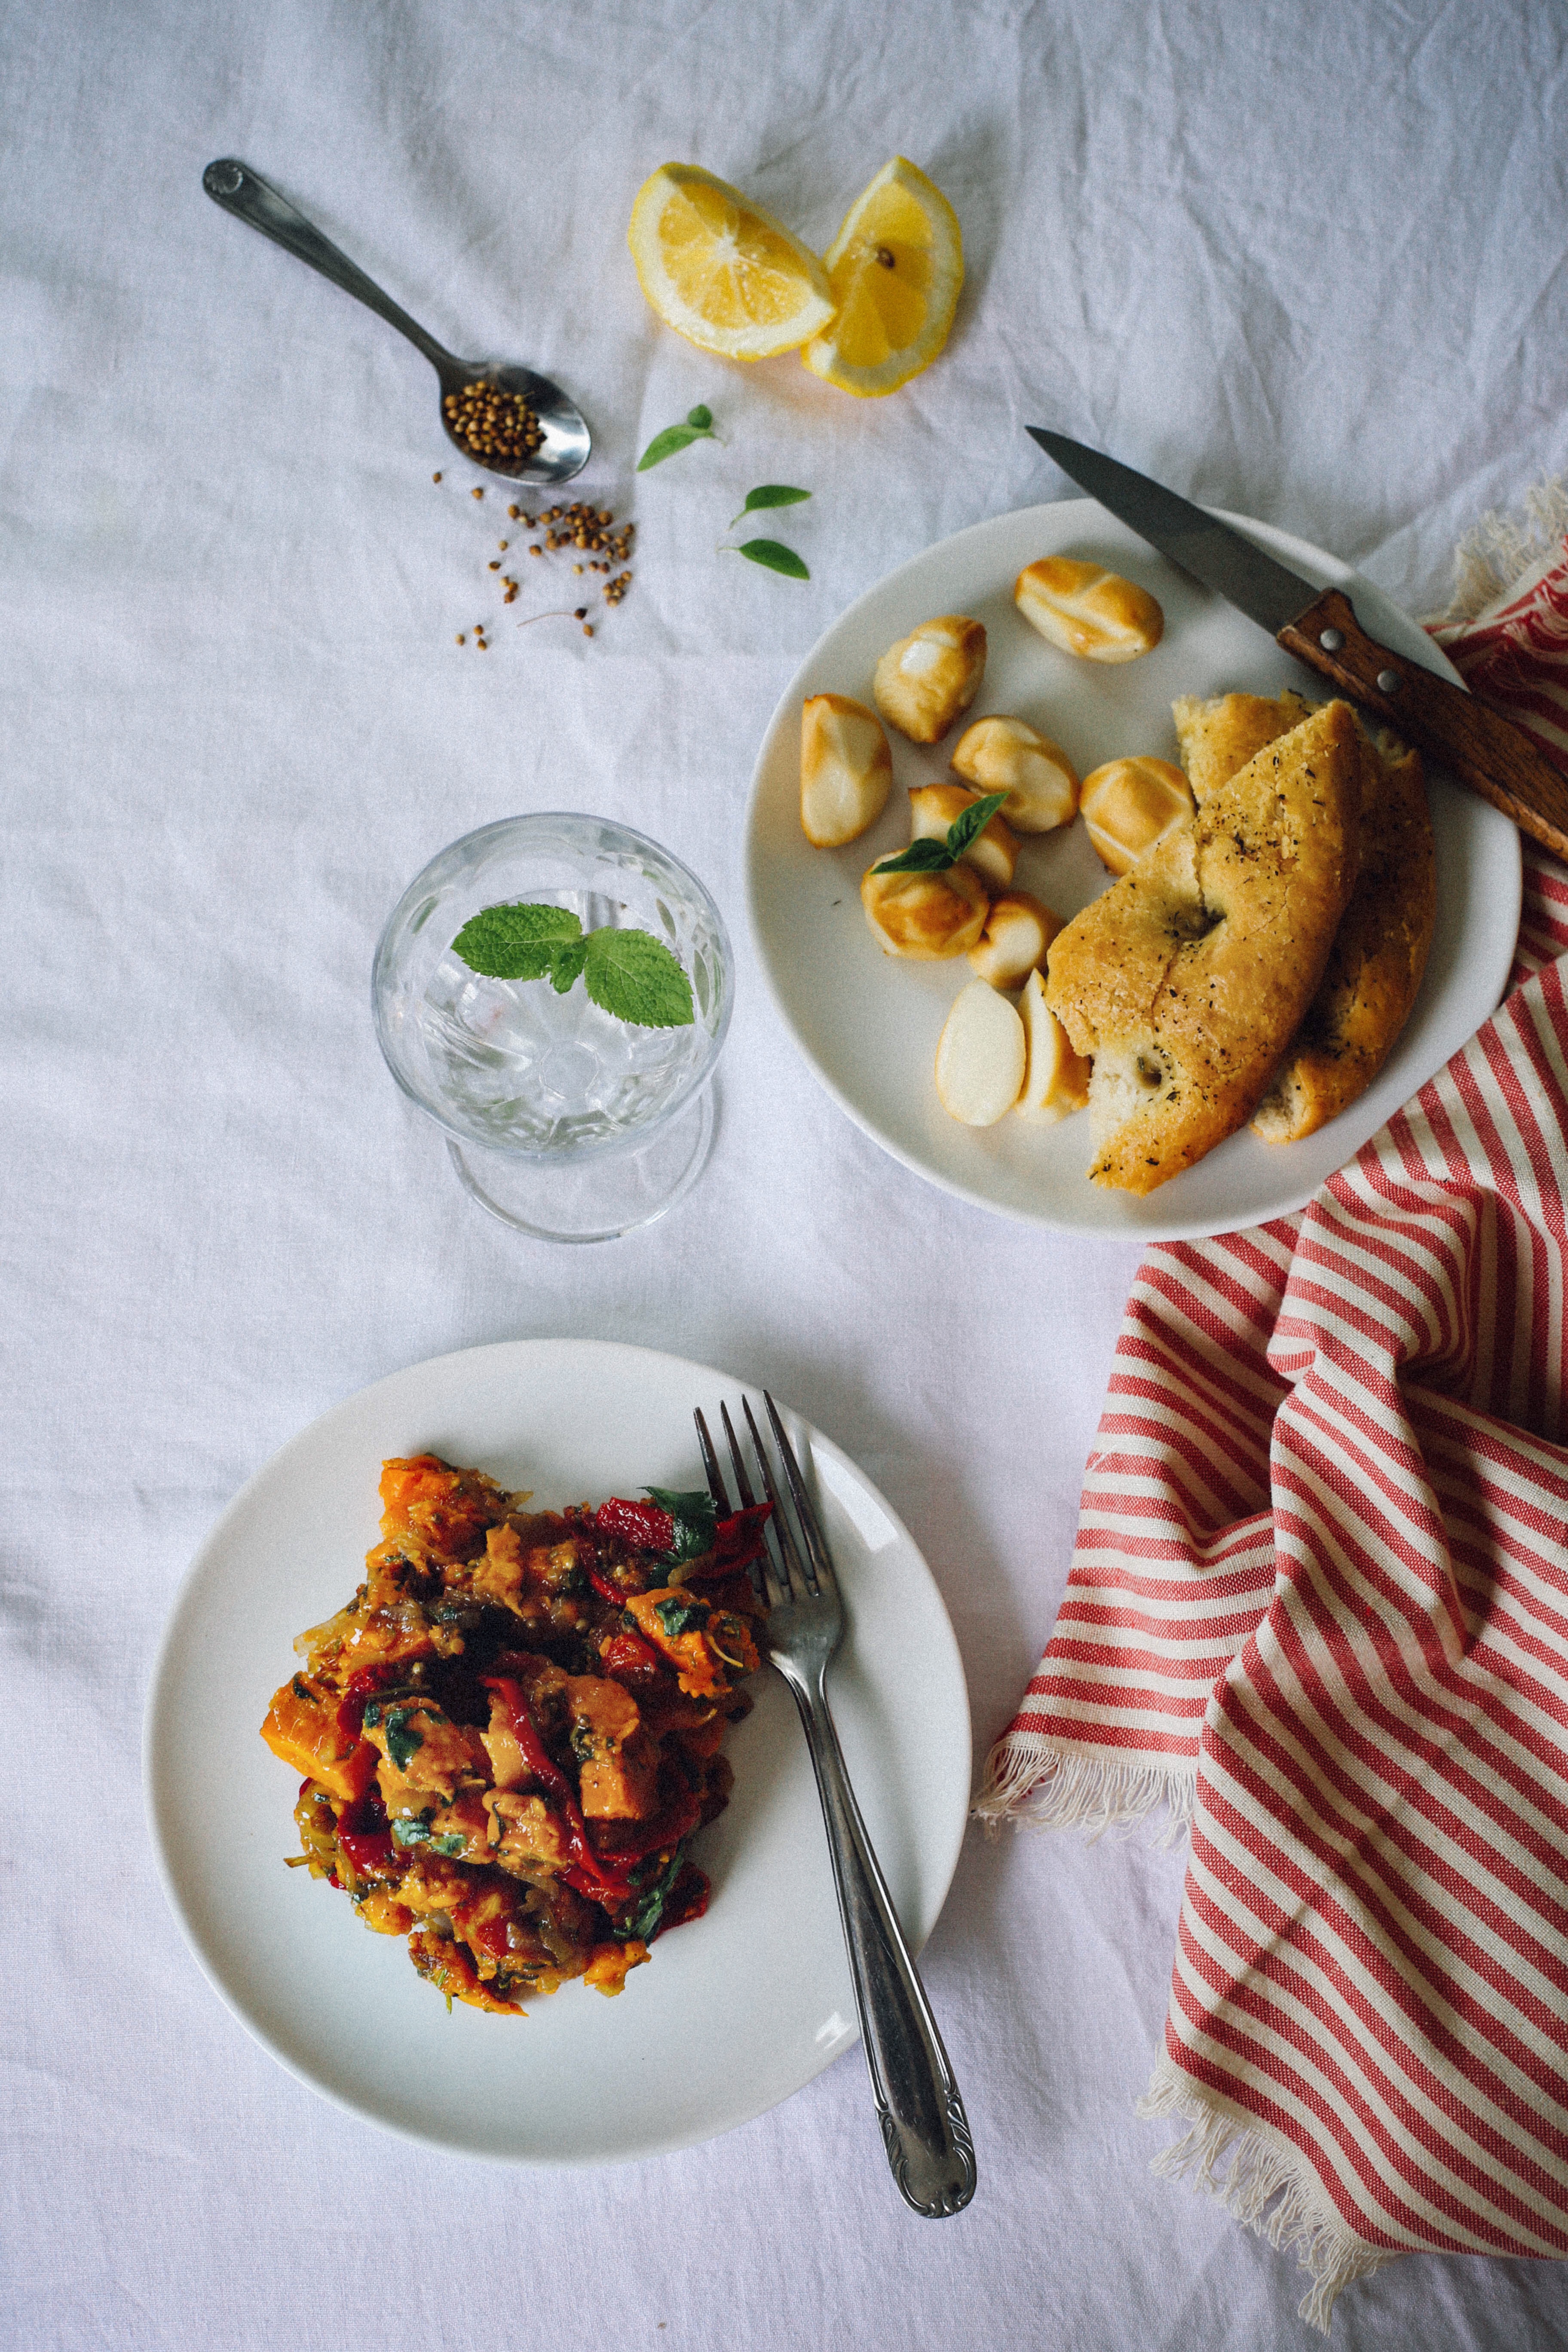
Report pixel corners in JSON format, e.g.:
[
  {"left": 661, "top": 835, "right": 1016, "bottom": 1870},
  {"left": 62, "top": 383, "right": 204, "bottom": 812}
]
[{"left": 1278, "top": 585, "right": 1568, "bottom": 861}]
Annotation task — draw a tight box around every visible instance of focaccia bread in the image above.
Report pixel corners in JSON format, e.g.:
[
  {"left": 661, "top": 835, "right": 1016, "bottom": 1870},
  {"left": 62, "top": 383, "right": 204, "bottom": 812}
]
[
  {"left": 1045, "top": 700, "right": 1362, "bottom": 1194},
  {"left": 1172, "top": 690, "right": 1435, "bottom": 1145}
]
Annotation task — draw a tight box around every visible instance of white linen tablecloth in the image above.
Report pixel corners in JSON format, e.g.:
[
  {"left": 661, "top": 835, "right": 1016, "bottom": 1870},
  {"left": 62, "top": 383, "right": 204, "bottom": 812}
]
[{"left": 6, "top": 3, "right": 1568, "bottom": 2344}]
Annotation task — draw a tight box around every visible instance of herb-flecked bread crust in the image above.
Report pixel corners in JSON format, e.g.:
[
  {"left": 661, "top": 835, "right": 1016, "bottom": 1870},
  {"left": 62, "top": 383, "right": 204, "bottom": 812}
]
[
  {"left": 1172, "top": 692, "right": 1436, "bottom": 1145},
  {"left": 1044, "top": 700, "right": 1362, "bottom": 1194}
]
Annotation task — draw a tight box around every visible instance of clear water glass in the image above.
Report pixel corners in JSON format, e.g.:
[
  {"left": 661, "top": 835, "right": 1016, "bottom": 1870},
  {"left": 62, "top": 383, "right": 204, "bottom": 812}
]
[{"left": 373, "top": 814, "right": 732, "bottom": 1241}]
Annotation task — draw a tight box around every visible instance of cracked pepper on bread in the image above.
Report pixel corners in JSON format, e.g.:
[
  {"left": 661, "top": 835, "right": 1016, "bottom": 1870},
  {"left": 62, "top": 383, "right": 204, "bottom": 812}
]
[
  {"left": 1044, "top": 699, "right": 1363, "bottom": 1194},
  {"left": 1171, "top": 691, "right": 1435, "bottom": 1146}
]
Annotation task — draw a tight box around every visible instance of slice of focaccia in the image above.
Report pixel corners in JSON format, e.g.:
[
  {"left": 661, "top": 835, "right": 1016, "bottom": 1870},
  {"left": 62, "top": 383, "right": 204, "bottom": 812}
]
[
  {"left": 1045, "top": 700, "right": 1362, "bottom": 1194},
  {"left": 1173, "top": 691, "right": 1435, "bottom": 1145}
]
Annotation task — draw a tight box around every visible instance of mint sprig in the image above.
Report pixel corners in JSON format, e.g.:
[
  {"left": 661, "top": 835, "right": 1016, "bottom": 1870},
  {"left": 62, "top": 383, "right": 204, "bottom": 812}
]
[
  {"left": 452, "top": 903, "right": 695, "bottom": 1029},
  {"left": 637, "top": 404, "right": 718, "bottom": 470},
  {"left": 873, "top": 791, "right": 1008, "bottom": 876}
]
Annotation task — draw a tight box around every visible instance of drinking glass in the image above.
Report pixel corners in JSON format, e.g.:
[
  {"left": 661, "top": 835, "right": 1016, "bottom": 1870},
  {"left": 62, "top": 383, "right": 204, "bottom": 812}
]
[{"left": 373, "top": 814, "right": 732, "bottom": 1241}]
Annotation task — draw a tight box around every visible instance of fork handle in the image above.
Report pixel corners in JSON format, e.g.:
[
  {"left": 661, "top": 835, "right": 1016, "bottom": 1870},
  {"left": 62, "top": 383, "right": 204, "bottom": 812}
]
[{"left": 784, "top": 1666, "right": 976, "bottom": 2217}]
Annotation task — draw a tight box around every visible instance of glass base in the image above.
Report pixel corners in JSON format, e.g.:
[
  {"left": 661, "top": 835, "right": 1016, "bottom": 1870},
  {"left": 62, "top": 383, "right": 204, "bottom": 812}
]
[{"left": 446, "top": 1086, "right": 715, "bottom": 1243}]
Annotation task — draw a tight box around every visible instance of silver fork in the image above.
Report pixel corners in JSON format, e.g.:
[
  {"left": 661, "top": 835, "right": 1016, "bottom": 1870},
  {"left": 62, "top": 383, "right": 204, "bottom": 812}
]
[{"left": 695, "top": 1393, "right": 976, "bottom": 2217}]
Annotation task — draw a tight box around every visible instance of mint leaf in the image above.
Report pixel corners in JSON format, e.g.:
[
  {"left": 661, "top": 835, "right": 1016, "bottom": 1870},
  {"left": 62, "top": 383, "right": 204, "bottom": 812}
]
[
  {"left": 637, "top": 407, "right": 718, "bottom": 470},
  {"left": 734, "top": 537, "right": 809, "bottom": 580},
  {"left": 548, "top": 937, "right": 589, "bottom": 994},
  {"left": 582, "top": 928, "right": 694, "bottom": 1028},
  {"left": 873, "top": 837, "right": 958, "bottom": 875},
  {"left": 944, "top": 791, "right": 1008, "bottom": 860},
  {"left": 645, "top": 1487, "right": 717, "bottom": 1563},
  {"left": 453, "top": 902, "right": 583, "bottom": 980},
  {"left": 731, "top": 484, "right": 810, "bottom": 526}
]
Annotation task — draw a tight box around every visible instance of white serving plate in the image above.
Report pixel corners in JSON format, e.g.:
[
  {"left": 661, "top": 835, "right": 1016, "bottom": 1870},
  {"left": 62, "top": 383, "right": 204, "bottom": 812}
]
[
  {"left": 746, "top": 500, "right": 1521, "bottom": 1241},
  {"left": 144, "top": 1338, "right": 971, "bottom": 2164}
]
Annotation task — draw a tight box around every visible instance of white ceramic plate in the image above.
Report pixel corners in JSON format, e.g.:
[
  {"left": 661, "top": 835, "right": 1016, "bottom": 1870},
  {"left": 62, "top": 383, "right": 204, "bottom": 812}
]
[
  {"left": 747, "top": 500, "right": 1522, "bottom": 1241},
  {"left": 144, "top": 1339, "right": 970, "bottom": 2164}
]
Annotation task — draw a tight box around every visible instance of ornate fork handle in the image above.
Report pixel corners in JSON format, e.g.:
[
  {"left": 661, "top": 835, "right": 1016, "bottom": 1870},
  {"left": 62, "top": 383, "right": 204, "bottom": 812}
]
[{"left": 778, "top": 1655, "right": 975, "bottom": 2216}]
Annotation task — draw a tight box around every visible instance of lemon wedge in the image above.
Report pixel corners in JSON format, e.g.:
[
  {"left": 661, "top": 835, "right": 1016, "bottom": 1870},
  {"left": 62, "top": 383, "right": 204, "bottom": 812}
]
[
  {"left": 628, "top": 163, "right": 836, "bottom": 361},
  {"left": 802, "top": 158, "right": 963, "bottom": 397}
]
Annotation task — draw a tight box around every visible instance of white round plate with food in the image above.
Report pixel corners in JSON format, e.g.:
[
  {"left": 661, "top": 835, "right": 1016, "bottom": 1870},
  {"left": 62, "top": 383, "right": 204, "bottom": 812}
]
[
  {"left": 746, "top": 500, "right": 1522, "bottom": 1240},
  {"left": 144, "top": 1338, "right": 970, "bottom": 2163}
]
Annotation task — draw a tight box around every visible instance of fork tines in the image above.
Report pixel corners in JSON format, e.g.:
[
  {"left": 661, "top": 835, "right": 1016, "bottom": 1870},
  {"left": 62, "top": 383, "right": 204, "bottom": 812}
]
[{"left": 693, "top": 1393, "right": 839, "bottom": 1611}]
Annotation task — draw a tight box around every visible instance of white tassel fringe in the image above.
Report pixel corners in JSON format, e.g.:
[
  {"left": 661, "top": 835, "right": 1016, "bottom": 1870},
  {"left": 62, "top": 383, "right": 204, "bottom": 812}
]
[
  {"left": 1427, "top": 476, "right": 1568, "bottom": 629},
  {"left": 974, "top": 1738, "right": 1196, "bottom": 1847},
  {"left": 1137, "top": 2054, "right": 1393, "bottom": 2334}
]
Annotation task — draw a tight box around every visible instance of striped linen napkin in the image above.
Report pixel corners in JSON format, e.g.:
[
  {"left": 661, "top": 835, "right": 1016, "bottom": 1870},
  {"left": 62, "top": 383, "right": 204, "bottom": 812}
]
[{"left": 979, "top": 508, "right": 1568, "bottom": 2331}]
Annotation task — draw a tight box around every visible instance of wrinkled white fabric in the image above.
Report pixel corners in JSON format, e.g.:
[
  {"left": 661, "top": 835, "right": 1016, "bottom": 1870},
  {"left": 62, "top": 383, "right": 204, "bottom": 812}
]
[{"left": 5, "top": 2, "right": 1568, "bottom": 2346}]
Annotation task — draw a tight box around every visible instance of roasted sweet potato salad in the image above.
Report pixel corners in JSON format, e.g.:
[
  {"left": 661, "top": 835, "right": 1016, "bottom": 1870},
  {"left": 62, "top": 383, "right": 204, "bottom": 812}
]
[{"left": 261, "top": 1455, "right": 769, "bottom": 2013}]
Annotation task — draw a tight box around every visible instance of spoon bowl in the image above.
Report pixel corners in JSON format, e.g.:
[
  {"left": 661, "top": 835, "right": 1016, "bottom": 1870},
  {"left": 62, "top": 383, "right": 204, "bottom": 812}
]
[{"left": 203, "top": 160, "right": 591, "bottom": 487}]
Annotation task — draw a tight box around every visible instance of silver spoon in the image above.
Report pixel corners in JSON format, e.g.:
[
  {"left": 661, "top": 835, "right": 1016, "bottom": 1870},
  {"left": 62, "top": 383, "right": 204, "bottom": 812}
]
[{"left": 202, "top": 160, "right": 591, "bottom": 485}]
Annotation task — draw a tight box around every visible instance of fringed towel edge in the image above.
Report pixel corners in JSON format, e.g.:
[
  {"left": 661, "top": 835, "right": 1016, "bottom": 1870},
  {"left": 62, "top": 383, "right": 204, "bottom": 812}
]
[
  {"left": 1136, "top": 2052, "right": 1395, "bottom": 2334},
  {"left": 974, "top": 1733, "right": 1197, "bottom": 1847},
  {"left": 1425, "top": 476, "right": 1568, "bottom": 630}
]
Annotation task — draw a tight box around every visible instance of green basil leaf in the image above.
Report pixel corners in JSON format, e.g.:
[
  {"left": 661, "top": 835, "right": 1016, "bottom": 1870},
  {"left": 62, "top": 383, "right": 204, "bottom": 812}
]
[
  {"left": 686, "top": 404, "right": 714, "bottom": 431},
  {"left": 731, "top": 484, "right": 811, "bottom": 526},
  {"left": 735, "top": 537, "right": 809, "bottom": 580},
  {"left": 645, "top": 1486, "right": 717, "bottom": 1563},
  {"left": 872, "top": 837, "right": 957, "bottom": 875},
  {"left": 547, "top": 937, "right": 589, "bottom": 994},
  {"left": 452, "top": 902, "right": 583, "bottom": 980},
  {"left": 582, "top": 927, "right": 695, "bottom": 1029},
  {"left": 430, "top": 1833, "right": 467, "bottom": 1859},
  {"left": 390, "top": 1812, "right": 434, "bottom": 1849},
  {"left": 943, "top": 791, "right": 1009, "bottom": 861}
]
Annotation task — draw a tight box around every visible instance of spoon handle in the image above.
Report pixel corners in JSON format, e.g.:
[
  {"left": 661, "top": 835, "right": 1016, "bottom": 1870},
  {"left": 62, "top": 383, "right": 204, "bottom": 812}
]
[{"left": 202, "top": 160, "right": 459, "bottom": 377}]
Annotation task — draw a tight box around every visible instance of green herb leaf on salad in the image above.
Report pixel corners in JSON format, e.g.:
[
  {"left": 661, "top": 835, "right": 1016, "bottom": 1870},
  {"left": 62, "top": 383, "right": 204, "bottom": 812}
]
[{"left": 645, "top": 1486, "right": 718, "bottom": 1563}]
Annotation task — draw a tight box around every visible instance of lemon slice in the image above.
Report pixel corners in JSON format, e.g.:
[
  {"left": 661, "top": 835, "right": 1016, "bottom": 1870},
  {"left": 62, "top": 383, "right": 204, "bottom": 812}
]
[
  {"left": 802, "top": 157, "right": 963, "bottom": 397},
  {"left": 628, "top": 163, "right": 836, "bottom": 361}
]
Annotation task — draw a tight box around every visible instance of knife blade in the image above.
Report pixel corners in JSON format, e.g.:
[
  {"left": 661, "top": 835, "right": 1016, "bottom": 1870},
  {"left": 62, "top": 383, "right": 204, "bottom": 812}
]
[{"left": 1027, "top": 427, "right": 1568, "bottom": 861}]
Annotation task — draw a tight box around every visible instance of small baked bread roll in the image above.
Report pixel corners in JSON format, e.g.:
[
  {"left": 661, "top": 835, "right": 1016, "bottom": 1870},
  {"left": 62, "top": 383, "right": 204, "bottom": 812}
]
[
  {"left": 1017, "top": 971, "right": 1091, "bottom": 1124},
  {"left": 908, "top": 782, "right": 1019, "bottom": 888},
  {"left": 800, "top": 694, "right": 893, "bottom": 847},
  {"left": 967, "top": 891, "right": 1062, "bottom": 989},
  {"left": 935, "top": 981, "right": 1026, "bottom": 1125},
  {"left": 951, "top": 716, "right": 1079, "bottom": 833},
  {"left": 1015, "top": 558, "right": 1164, "bottom": 664},
  {"left": 1172, "top": 692, "right": 1435, "bottom": 1145},
  {"left": 1079, "top": 757, "right": 1195, "bottom": 875},
  {"left": 873, "top": 616, "right": 986, "bottom": 743},
  {"left": 1045, "top": 701, "right": 1362, "bottom": 1194},
  {"left": 861, "top": 859, "right": 989, "bottom": 959}
]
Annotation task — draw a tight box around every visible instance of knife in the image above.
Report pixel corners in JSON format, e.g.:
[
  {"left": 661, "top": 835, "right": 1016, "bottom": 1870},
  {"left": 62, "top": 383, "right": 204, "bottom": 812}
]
[{"left": 1027, "top": 428, "right": 1568, "bottom": 861}]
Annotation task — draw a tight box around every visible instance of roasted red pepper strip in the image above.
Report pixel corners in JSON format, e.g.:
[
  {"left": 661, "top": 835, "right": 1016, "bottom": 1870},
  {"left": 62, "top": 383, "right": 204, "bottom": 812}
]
[
  {"left": 600, "top": 1629, "right": 668, "bottom": 1688},
  {"left": 713, "top": 1503, "right": 772, "bottom": 1570},
  {"left": 482, "top": 1675, "right": 630, "bottom": 1901},
  {"left": 585, "top": 1559, "right": 630, "bottom": 1609},
  {"left": 594, "top": 1495, "right": 676, "bottom": 1555},
  {"left": 334, "top": 1660, "right": 405, "bottom": 1743},
  {"left": 336, "top": 1788, "right": 396, "bottom": 1876}
]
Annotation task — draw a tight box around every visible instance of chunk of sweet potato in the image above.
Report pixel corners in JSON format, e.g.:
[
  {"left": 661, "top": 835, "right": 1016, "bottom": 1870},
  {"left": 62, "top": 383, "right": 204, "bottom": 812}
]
[{"left": 260, "top": 1676, "right": 376, "bottom": 1804}]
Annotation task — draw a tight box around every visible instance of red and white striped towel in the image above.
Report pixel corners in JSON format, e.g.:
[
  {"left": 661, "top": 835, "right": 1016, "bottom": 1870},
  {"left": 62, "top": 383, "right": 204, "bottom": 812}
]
[{"left": 980, "top": 518, "right": 1568, "bottom": 2331}]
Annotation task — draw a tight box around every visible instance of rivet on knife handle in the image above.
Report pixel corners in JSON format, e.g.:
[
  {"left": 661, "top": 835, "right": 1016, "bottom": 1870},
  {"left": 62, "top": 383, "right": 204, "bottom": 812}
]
[{"left": 1280, "top": 586, "right": 1568, "bottom": 862}]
